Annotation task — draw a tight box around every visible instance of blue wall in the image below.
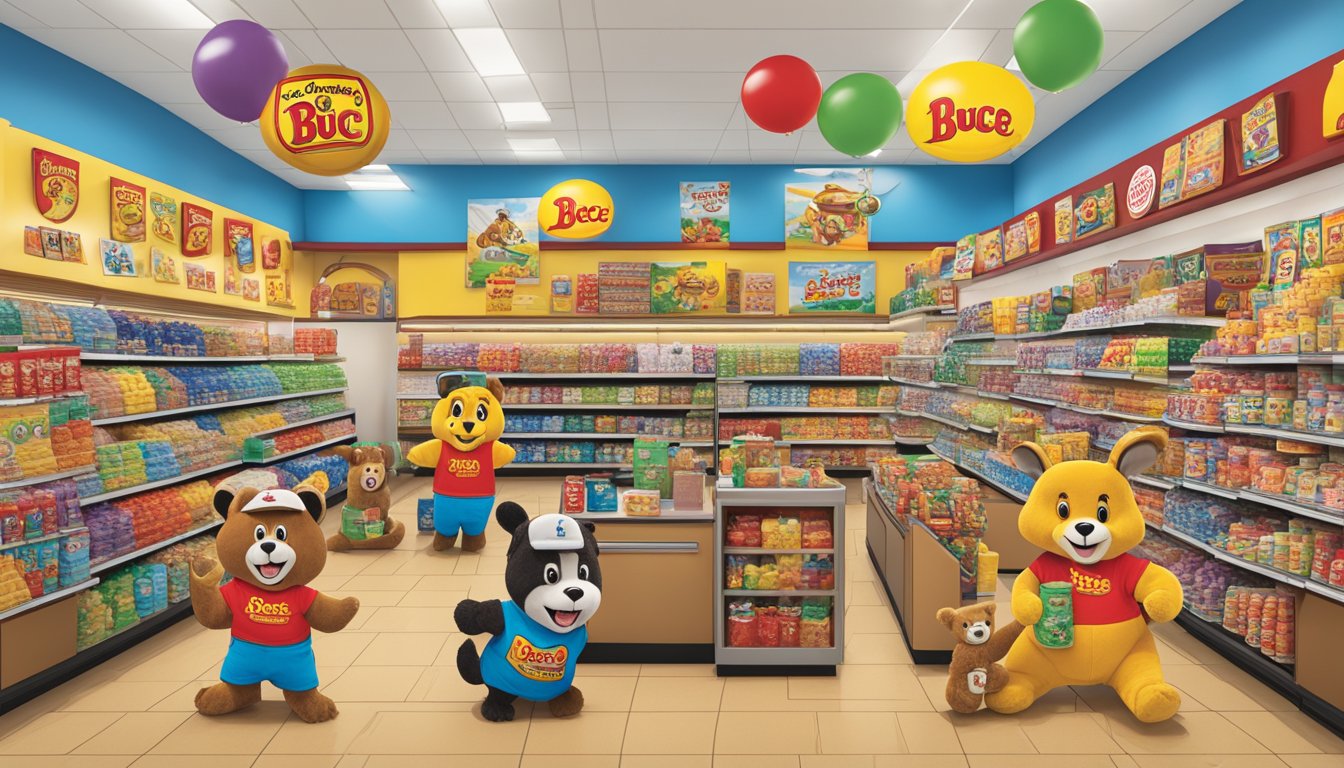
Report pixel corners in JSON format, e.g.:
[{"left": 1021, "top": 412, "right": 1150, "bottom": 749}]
[
  {"left": 305, "top": 163, "right": 1012, "bottom": 244},
  {"left": 0, "top": 25, "right": 305, "bottom": 236},
  {"left": 1012, "top": 0, "right": 1344, "bottom": 211}
]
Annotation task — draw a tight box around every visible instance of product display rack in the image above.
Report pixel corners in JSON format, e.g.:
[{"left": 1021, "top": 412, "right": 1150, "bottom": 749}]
[
  {"left": 90, "top": 387, "right": 347, "bottom": 426},
  {"left": 714, "top": 482, "right": 844, "bottom": 674}
]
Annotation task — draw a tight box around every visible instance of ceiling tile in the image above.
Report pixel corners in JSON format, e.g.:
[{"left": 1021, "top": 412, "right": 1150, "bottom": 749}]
[
  {"left": 475, "top": 150, "right": 519, "bottom": 163},
  {"left": 979, "top": 29, "right": 1015, "bottom": 69},
  {"left": 903, "top": 150, "right": 938, "bottom": 164},
  {"left": 564, "top": 28, "right": 602, "bottom": 71},
  {"left": 374, "top": 149, "right": 429, "bottom": 164},
  {"left": 318, "top": 30, "right": 424, "bottom": 70},
  {"left": 716, "top": 131, "right": 748, "bottom": 151},
  {"left": 368, "top": 72, "right": 442, "bottom": 101},
  {"left": 271, "top": 30, "right": 314, "bottom": 67},
  {"left": 434, "top": 0, "right": 495, "bottom": 26},
  {"left": 279, "top": 28, "right": 335, "bottom": 63},
  {"left": 406, "top": 29, "right": 474, "bottom": 71},
  {"left": 597, "top": 29, "right": 941, "bottom": 72},
  {"left": 382, "top": 129, "right": 419, "bottom": 151},
  {"left": 484, "top": 75, "right": 539, "bottom": 101},
  {"left": 592, "top": 0, "right": 961, "bottom": 29},
  {"left": 448, "top": 102, "right": 504, "bottom": 129},
  {"left": 1085, "top": 0, "right": 1191, "bottom": 31},
  {"left": 607, "top": 102, "right": 735, "bottom": 130},
  {"left": 747, "top": 130, "right": 801, "bottom": 151},
  {"left": 569, "top": 71, "right": 605, "bottom": 101},
  {"left": 126, "top": 29, "right": 206, "bottom": 70},
  {"left": 618, "top": 150, "right": 716, "bottom": 163},
  {"left": 1097, "top": 30, "right": 1146, "bottom": 69},
  {"left": 578, "top": 130, "right": 613, "bottom": 150},
  {"left": 432, "top": 71, "right": 494, "bottom": 101},
  {"left": 419, "top": 150, "right": 482, "bottom": 163},
  {"left": 491, "top": 0, "right": 561, "bottom": 27},
  {"left": 531, "top": 72, "right": 572, "bottom": 102},
  {"left": 559, "top": 0, "right": 595, "bottom": 27},
  {"left": 575, "top": 150, "right": 618, "bottom": 163},
  {"left": 749, "top": 150, "right": 798, "bottom": 162},
  {"left": 1102, "top": 0, "right": 1238, "bottom": 71},
  {"left": 710, "top": 150, "right": 754, "bottom": 163},
  {"left": 575, "top": 102, "right": 609, "bottom": 130},
  {"left": 293, "top": 0, "right": 400, "bottom": 28},
  {"left": 393, "top": 101, "right": 458, "bottom": 129},
  {"left": 8, "top": 0, "right": 112, "bottom": 27},
  {"left": 21, "top": 28, "right": 179, "bottom": 72},
  {"left": 612, "top": 130, "right": 722, "bottom": 151},
  {"left": 956, "top": 0, "right": 1038, "bottom": 28},
  {"left": 0, "top": 3, "right": 41, "bottom": 28},
  {"left": 80, "top": 0, "right": 213, "bottom": 28},
  {"left": 464, "top": 130, "right": 511, "bottom": 150},
  {"left": 505, "top": 29, "right": 569, "bottom": 72},
  {"left": 512, "top": 108, "right": 576, "bottom": 131},
  {"left": 204, "top": 124, "right": 269, "bottom": 151},
  {"left": 407, "top": 128, "right": 472, "bottom": 150},
  {"left": 110, "top": 71, "right": 197, "bottom": 103},
  {"left": 604, "top": 72, "right": 742, "bottom": 102},
  {"left": 546, "top": 130, "right": 581, "bottom": 150},
  {"left": 160, "top": 101, "right": 249, "bottom": 131},
  {"left": 385, "top": 0, "right": 446, "bottom": 28},
  {"left": 188, "top": 0, "right": 251, "bottom": 23},
  {"left": 235, "top": 0, "right": 312, "bottom": 28},
  {"left": 902, "top": 29, "right": 997, "bottom": 74}
]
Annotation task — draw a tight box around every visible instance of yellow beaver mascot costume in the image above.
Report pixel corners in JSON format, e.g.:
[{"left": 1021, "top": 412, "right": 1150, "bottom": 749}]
[{"left": 986, "top": 428, "right": 1184, "bottom": 723}]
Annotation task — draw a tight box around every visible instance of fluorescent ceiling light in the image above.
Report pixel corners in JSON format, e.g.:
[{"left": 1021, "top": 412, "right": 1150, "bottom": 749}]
[
  {"left": 866, "top": 149, "right": 882, "bottom": 158},
  {"left": 361, "top": 164, "right": 392, "bottom": 173},
  {"left": 499, "top": 102, "right": 551, "bottom": 123},
  {"left": 507, "top": 137, "right": 561, "bottom": 152},
  {"left": 1005, "top": 56, "right": 1020, "bottom": 70},
  {"left": 96, "top": 0, "right": 214, "bottom": 28},
  {"left": 347, "top": 178, "right": 410, "bottom": 191},
  {"left": 454, "top": 28, "right": 525, "bottom": 77},
  {"left": 435, "top": 0, "right": 497, "bottom": 27},
  {"left": 514, "top": 151, "right": 567, "bottom": 162}
]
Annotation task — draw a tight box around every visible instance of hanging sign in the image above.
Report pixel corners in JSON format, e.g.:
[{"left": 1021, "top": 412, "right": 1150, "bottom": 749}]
[
  {"left": 905, "top": 62, "right": 1035, "bottom": 163},
  {"left": 224, "top": 218, "right": 255, "bottom": 272},
  {"left": 539, "top": 179, "right": 614, "bottom": 239},
  {"left": 109, "top": 178, "right": 146, "bottom": 242},
  {"left": 32, "top": 149, "right": 79, "bottom": 223},
  {"left": 259, "top": 64, "right": 391, "bottom": 176},
  {"left": 1126, "top": 164, "right": 1156, "bottom": 219},
  {"left": 181, "top": 202, "right": 214, "bottom": 257}
]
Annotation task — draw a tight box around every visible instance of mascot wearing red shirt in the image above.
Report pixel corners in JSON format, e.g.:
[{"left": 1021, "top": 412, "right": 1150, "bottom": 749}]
[
  {"left": 408, "top": 372, "right": 515, "bottom": 553},
  {"left": 986, "top": 428, "right": 1185, "bottom": 723},
  {"left": 189, "top": 484, "right": 361, "bottom": 723}
]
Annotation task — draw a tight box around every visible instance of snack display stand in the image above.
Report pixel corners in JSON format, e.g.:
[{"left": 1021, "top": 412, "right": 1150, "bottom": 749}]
[{"left": 714, "top": 481, "right": 844, "bottom": 674}]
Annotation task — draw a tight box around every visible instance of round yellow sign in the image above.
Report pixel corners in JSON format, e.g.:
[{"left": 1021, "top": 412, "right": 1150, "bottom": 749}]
[
  {"left": 906, "top": 62, "right": 1035, "bottom": 163},
  {"left": 260, "top": 64, "right": 390, "bottom": 176},
  {"left": 539, "top": 179, "right": 614, "bottom": 239}
]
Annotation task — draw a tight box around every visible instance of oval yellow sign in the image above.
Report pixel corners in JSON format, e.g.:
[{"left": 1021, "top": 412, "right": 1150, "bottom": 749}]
[
  {"left": 906, "top": 62, "right": 1035, "bottom": 163},
  {"left": 539, "top": 179, "right": 614, "bottom": 239},
  {"left": 260, "top": 64, "right": 391, "bottom": 176}
]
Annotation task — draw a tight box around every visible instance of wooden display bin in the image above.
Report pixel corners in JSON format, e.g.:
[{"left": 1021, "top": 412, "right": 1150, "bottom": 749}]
[
  {"left": 0, "top": 596, "right": 78, "bottom": 689},
  {"left": 865, "top": 479, "right": 960, "bottom": 663},
  {"left": 979, "top": 488, "right": 1035, "bottom": 572},
  {"left": 1295, "top": 592, "right": 1344, "bottom": 713}
]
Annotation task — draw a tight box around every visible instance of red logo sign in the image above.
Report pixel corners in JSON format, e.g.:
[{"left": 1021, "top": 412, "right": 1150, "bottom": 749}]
[
  {"left": 547, "top": 197, "right": 611, "bottom": 232},
  {"left": 926, "top": 97, "right": 1014, "bottom": 144},
  {"left": 1126, "top": 164, "right": 1156, "bottom": 219}
]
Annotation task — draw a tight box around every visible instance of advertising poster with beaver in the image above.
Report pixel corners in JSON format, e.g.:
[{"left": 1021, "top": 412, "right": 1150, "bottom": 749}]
[
  {"left": 784, "top": 168, "right": 879, "bottom": 250},
  {"left": 649, "top": 262, "right": 727, "bottom": 313},
  {"left": 787, "top": 261, "right": 877, "bottom": 314},
  {"left": 680, "top": 181, "right": 730, "bottom": 245},
  {"left": 466, "top": 198, "right": 540, "bottom": 289}
]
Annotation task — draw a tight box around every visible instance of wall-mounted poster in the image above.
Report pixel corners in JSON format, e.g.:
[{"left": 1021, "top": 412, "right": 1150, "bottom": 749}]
[
  {"left": 1181, "top": 119, "right": 1226, "bottom": 200},
  {"left": 243, "top": 278, "right": 260, "bottom": 301},
  {"left": 1024, "top": 211, "right": 1041, "bottom": 254},
  {"left": 266, "top": 272, "right": 293, "bottom": 308},
  {"left": 223, "top": 262, "right": 242, "bottom": 296},
  {"left": 181, "top": 202, "right": 213, "bottom": 257},
  {"left": 466, "top": 197, "right": 540, "bottom": 288},
  {"left": 260, "top": 236, "right": 282, "bottom": 270},
  {"left": 99, "top": 239, "right": 136, "bottom": 277},
  {"left": 680, "top": 181, "right": 730, "bottom": 244},
  {"left": 60, "top": 231, "right": 83, "bottom": 264},
  {"left": 224, "top": 218, "right": 255, "bottom": 273},
  {"left": 1073, "top": 183, "right": 1117, "bottom": 242},
  {"left": 976, "top": 226, "right": 1003, "bottom": 273},
  {"left": 185, "top": 262, "right": 215, "bottom": 292},
  {"left": 784, "top": 169, "right": 878, "bottom": 250},
  {"left": 742, "top": 272, "right": 775, "bottom": 315},
  {"left": 1053, "top": 196, "right": 1074, "bottom": 245},
  {"left": 952, "top": 234, "right": 976, "bottom": 281},
  {"left": 1004, "top": 219, "right": 1028, "bottom": 263},
  {"left": 109, "top": 178, "right": 146, "bottom": 243},
  {"left": 650, "top": 262, "right": 726, "bottom": 314},
  {"left": 150, "top": 192, "right": 177, "bottom": 243},
  {"left": 32, "top": 149, "right": 79, "bottom": 223},
  {"left": 1240, "top": 93, "right": 1282, "bottom": 175},
  {"left": 152, "top": 248, "right": 180, "bottom": 284},
  {"left": 23, "top": 227, "right": 41, "bottom": 257},
  {"left": 1158, "top": 140, "right": 1186, "bottom": 209},
  {"left": 787, "top": 261, "right": 877, "bottom": 314},
  {"left": 40, "top": 227, "right": 62, "bottom": 261}
]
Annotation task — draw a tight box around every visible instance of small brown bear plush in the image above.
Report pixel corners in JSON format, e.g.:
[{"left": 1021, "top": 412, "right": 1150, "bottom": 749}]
[
  {"left": 325, "top": 444, "right": 405, "bottom": 552},
  {"left": 936, "top": 602, "right": 1024, "bottom": 714},
  {"left": 190, "top": 485, "right": 360, "bottom": 723}
]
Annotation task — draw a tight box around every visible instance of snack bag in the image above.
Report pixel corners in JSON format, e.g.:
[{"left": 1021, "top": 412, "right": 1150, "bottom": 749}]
[{"left": 1035, "top": 581, "right": 1075, "bottom": 649}]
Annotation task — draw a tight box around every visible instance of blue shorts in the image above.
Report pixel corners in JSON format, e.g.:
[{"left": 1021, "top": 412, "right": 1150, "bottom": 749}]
[
  {"left": 433, "top": 493, "right": 495, "bottom": 537},
  {"left": 220, "top": 636, "right": 319, "bottom": 691}
]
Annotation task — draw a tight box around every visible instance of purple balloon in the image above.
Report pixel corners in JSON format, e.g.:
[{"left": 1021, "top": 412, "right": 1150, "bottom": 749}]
[{"left": 192, "top": 20, "right": 289, "bottom": 123}]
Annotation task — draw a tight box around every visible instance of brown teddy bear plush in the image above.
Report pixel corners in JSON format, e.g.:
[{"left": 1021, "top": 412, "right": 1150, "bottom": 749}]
[
  {"left": 325, "top": 444, "right": 405, "bottom": 551},
  {"left": 936, "top": 602, "right": 1024, "bottom": 714},
  {"left": 189, "top": 484, "right": 360, "bottom": 723}
]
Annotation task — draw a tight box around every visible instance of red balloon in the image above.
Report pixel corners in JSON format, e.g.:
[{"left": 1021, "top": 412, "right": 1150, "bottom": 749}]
[{"left": 741, "top": 55, "right": 821, "bottom": 134}]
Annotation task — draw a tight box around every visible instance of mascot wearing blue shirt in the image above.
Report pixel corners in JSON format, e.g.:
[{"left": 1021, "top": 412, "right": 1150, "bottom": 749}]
[{"left": 453, "top": 501, "right": 602, "bottom": 721}]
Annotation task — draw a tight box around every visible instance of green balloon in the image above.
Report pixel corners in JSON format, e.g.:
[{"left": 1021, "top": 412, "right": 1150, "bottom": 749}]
[
  {"left": 1014, "top": 0, "right": 1104, "bottom": 92},
  {"left": 817, "top": 73, "right": 903, "bottom": 157}
]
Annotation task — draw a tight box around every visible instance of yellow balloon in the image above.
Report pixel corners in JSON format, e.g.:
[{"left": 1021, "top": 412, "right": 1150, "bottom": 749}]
[
  {"left": 906, "top": 62, "right": 1035, "bottom": 163},
  {"left": 538, "top": 179, "right": 614, "bottom": 239},
  {"left": 260, "top": 64, "right": 391, "bottom": 176}
]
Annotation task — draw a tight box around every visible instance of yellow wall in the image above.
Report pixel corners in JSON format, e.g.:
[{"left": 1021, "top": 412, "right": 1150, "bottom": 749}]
[
  {"left": 0, "top": 121, "right": 306, "bottom": 317},
  {"left": 396, "top": 248, "right": 925, "bottom": 318}
]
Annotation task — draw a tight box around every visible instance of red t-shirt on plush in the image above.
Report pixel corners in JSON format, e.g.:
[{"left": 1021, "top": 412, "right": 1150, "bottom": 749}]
[
  {"left": 220, "top": 579, "right": 317, "bottom": 645},
  {"left": 1028, "top": 551, "right": 1151, "bottom": 625},
  {"left": 433, "top": 441, "right": 496, "bottom": 497}
]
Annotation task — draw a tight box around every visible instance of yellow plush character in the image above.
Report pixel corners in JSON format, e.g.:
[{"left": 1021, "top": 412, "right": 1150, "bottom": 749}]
[
  {"left": 406, "top": 372, "right": 515, "bottom": 553},
  {"left": 985, "top": 427, "right": 1184, "bottom": 723}
]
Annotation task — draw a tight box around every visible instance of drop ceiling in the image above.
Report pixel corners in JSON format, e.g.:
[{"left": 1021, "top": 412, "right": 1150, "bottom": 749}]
[{"left": 1, "top": 0, "right": 1241, "bottom": 189}]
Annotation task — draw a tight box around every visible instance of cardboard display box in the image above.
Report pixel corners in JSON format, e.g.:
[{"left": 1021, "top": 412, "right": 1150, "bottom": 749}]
[
  {"left": 979, "top": 488, "right": 1036, "bottom": 572},
  {"left": 0, "top": 596, "right": 78, "bottom": 689}
]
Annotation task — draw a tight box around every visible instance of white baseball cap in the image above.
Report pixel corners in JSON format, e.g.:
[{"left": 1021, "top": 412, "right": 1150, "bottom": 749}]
[
  {"left": 241, "top": 488, "right": 307, "bottom": 514},
  {"left": 528, "top": 514, "right": 585, "bottom": 551}
]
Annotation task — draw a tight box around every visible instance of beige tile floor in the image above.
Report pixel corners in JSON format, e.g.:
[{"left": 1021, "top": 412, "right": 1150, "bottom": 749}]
[{"left": 1, "top": 476, "right": 1341, "bottom": 767}]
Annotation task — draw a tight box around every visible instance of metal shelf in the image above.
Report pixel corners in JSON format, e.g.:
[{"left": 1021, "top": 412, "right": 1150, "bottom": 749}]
[
  {"left": 1161, "top": 416, "right": 1224, "bottom": 433},
  {"left": 0, "top": 466, "right": 96, "bottom": 491},
  {"left": 0, "top": 527, "right": 88, "bottom": 554},
  {"left": 505, "top": 462, "right": 630, "bottom": 470},
  {"left": 82, "top": 352, "right": 315, "bottom": 363},
  {"left": 965, "top": 357, "right": 1016, "bottom": 366},
  {"left": 250, "top": 434, "right": 357, "bottom": 465},
  {"left": 396, "top": 369, "right": 713, "bottom": 378},
  {"left": 91, "top": 388, "right": 347, "bottom": 426},
  {"left": 887, "top": 377, "right": 943, "bottom": 389},
  {"left": 717, "top": 438, "right": 893, "bottom": 446},
  {"left": 0, "top": 578, "right": 100, "bottom": 622},
  {"left": 90, "top": 521, "right": 223, "bottom": 576},
  {"left": 928, "top": 446, "right": 1029, "bottom": 503},
  {"left": 722, "top": 589, "right": 836, "bottom": 597},
  {"left": 888, "top": 304, "right": 955, "bottom": 320},
  {"left": 724, "top": 547, "right": 835, "bottom": 555},
  {"left": 0, "top": 391, "right": 85, "bottom": 408},
  {"left": 718, "top": 407, "right": 892, "bottom": 415},
  {"left": 251, "top": 409, "right": 356, "bottom": 437},
  {"left": 1224, "top": 423, "right": 1344, "bottom": 448},
  {"left": 81, "top": 460, "right": 244, "bottom": 505},
  {"left": 503, "top": 432, "right": 708, "bottom": 442},
  {"left": 500, "top": 403, "right": 713, "bottom": 411},
  {"left": 718, "top": 375, "right": 887, "bottom": 383}
]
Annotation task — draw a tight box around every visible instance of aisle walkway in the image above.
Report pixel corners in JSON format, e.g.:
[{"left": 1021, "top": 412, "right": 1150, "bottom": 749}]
[{"left": 0, "top": 476, "right": 1340, "bottom": 767}]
